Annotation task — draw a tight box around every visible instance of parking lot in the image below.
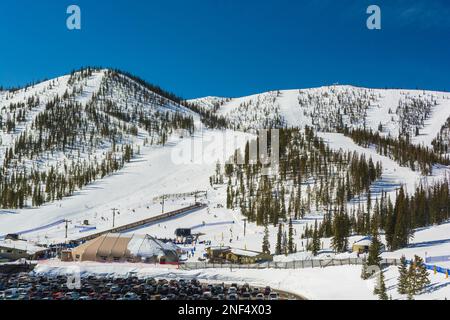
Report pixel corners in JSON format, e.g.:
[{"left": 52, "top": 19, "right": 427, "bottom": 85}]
[{"left": 0, "top": 273, "right": 299, "bottom": 300}]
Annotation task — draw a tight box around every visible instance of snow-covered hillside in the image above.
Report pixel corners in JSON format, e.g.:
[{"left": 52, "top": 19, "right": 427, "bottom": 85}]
[
  {"left": 0, "top": 128, "right": 251, "bottom": 243},
  {"left": 0, "top": 68, "right": 196, "bottom": 209},
  {"left": 190, "top": 86, "right": 450, "bottom": 148}
]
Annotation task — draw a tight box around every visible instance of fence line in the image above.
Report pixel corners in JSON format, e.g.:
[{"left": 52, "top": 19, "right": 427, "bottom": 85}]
[
  {"left": 179, "top": 258, "right": 401, "bottom": 271},
  {"left": 190, "top": 221, "right": 235, "bottom": 230},
  {"left": 426, "top": 255, "right": 450, "bottom": 264},
  {"left": 406, "top": 259, "right": 450, "bottom": 277},
  {"left": 152, "top": 191, "right": 207, "bottom": 202}
]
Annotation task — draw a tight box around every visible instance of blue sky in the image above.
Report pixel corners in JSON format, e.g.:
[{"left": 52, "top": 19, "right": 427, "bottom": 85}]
[{"left": 0, "top": 0, "right": 449, "bottom": 98}]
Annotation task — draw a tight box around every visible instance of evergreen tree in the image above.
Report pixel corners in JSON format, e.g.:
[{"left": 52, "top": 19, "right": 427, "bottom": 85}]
[
  {"left": 311, "top": 220, "right": 321, "bottom": 256},
  {"left": 361, "top": 258, "right": 369, "bottom": 280},
  {"left": 397, "top": 256, "right": 409, "bottom": 295},
  {"left": 407, "top": 255, "right": 430, "bottom": 297},
  {"left": 331, "top": 211, "right": 349, "bottom": 253},
  {"left": 367, "top": 225, "right": 383, "bottom": 269},
  {"left": 288, "top": 218, "right": 294, "bottom": 254},
  {"left": 377, "top": 271, "right": 389, "bottom": 300},
  {"left": 282, "top": 231, "right": 288, "bottom": 256},
  {"left": 262, "top": 225, "right": 271, "bottom": 254},
  {"left": 416, "top": 256, "right": 431, "bottom": 291},
  {"left": 275, "top": 224, "right": 283, "bottom": 255}
]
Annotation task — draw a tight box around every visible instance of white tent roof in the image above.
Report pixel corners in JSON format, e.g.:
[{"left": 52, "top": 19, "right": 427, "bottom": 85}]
[{"left": 126, "top": 234, "right": 178, "bottom": 258}]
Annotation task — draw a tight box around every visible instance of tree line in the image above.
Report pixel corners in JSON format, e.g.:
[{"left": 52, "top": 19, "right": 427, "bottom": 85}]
[{"left": 342, "top": 127, "right": 450, "bottom": 175}]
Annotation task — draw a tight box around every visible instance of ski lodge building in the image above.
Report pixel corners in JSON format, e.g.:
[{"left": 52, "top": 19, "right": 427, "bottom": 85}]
[
  {"left": 0, "top": 239, "right": 49, "bottom": 261},
  {"left": 206, "top": 246, "right": 273, "bottom": 264}
]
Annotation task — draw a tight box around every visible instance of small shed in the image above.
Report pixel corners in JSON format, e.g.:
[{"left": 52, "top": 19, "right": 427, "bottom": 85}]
[
  {"left": 352, "top": 236, "right": 385, "bottom": 254},
  {"left": 5, "top": 234, "right": 20, "bottom": 241},
  {"left": 175, "top": 228, "right": 192, "bottom": 238}
]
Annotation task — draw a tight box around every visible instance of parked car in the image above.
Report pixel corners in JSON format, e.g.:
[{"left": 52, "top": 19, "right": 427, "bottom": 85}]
[
  {"left": 255, "top": 293, "right": 265, "bottom": 300},
  {"left": 268, "top": 292, "right": 279, "bottom": 300},
  {"left": 0, "top": 273, "right": 286, "bottom": 301},
  {"left": 202, "top": 291, "right": 213, "bottom": 299},
  {"left": 227, "top": 293, "right": 239, "bottom": 300}
]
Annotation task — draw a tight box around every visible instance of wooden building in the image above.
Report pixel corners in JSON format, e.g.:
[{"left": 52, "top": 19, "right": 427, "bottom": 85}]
[
  {"left": 205, "top": 246, "right": 232, "bottom": 263},
  {"left": 0, "top": 240, "right": 49, "bottom": 261},
  {"left": 225, "top": 248, "right": 273, "bottom": 264},
  {"left": 352, "top": 236, "right": 385, "bottom": 254},
  {"left": 206, "top": 246, "right": 272, "bottom": 264}
]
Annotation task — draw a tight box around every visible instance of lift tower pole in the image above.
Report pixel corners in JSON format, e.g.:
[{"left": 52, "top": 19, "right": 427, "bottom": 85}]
[
  {"left": 64, "top": 220, "right": 72, "bottom": 240},
  {"left": 242, "top": 218, "right": 248, "bottom": 237},
  {"left": 111, "top": 208, "right": 118, "bottom": 228}
]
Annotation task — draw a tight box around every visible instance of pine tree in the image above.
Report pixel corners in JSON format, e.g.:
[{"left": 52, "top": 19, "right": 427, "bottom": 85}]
[
  {"left": 397, "top": 256, "right": 409, "bottom": 295},
  {"left": 377, "top": 271, "right": 389, "bottom": 300},
  {"left": 282, "top": 231, "right": 288, "bottom": 256},
  {"left": 416, "top": 256, "right": 431, "bottom": 292},
  {"left": 361, "top": 258, "right": 369, "bottom": 280},
  {"left": 288, "top": 218, "right": 294, "bottom": 254},
  {"left": 262, "top": 225, "right": 271, "bottom": 254},
  {"left": 367, "top": 225, "right": 382, "bottom": 269},
  {"left": 407, "top": 255, "right": 430, "bottom": 296},
  {"left": 331, "top": 210, "right": 349, "bottom": 253},
  {"left": 311, "top": 220, "right": 321, "bottom": 256},
  {"left": 392, "top": 187, "right": 413, "bottom": 250},
  {"left": 275, "top": 224, "right": 283, "bottom": 255}
]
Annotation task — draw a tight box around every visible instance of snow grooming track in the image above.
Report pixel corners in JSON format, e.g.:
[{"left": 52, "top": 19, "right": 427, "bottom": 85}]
[{"left": 0, "top": 219, "right": 66, "bottom": 240}]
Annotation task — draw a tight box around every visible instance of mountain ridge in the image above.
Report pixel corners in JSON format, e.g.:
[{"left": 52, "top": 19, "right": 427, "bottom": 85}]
[
  {"left": 0, "top": 68, "right": 196, "bottom": 209},
  {"left": 190, "top": 86, "right": 450, "bottom": 149}
]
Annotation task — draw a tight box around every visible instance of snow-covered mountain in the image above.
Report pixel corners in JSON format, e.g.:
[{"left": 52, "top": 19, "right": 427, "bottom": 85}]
[
  {"left": 1, "top": 71, "right": 450, "bottom": 300},
  {"left": 2, "top": 70, "right": 449, "bottom": 215},
  {"left": 1, "top": 71, "right": 449, "bottom": 213},
  {"left": 0, "top": 68, "right": 196, "bottom": 209},
  {"left": 190, "top": 85, "right": 450, "bottom": 149}
]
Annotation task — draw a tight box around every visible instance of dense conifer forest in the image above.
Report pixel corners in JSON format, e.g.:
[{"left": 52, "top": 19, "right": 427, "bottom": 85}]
[{"left": 212, "top": 127, "right": 450, "bottom": 253}]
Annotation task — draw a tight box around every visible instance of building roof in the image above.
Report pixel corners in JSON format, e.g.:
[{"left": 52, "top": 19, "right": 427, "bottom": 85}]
[
  {"left": 354, "top": 236, "right": 372, "bottom": 247},
  {"left": 72, "top": 233, "right": 179, "bottom": 261},
  {"left": 0, "top": 240, "right": 48, "bottom": 255},
  {"left": 207, "top": 246, "right": 231, "bottom": 251},
  {"left": 229, "top": 248, "right": 264, "bottom": 257}
]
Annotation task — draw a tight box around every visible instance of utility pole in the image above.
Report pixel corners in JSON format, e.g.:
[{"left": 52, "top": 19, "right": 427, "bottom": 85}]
[
  {"left": 64, "top": 220, "right": 72, "bottom": 240},
  {"left": 111, "top": 208, "right": 118, "bottom": 228},
  {"left": 243, "top": 218, "right": 248, "bottom": 237}
]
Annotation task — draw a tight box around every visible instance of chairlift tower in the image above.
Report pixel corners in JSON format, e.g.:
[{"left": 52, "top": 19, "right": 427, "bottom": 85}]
[{"left": 111, "top": 208, "right": 118, "bottom": 228}]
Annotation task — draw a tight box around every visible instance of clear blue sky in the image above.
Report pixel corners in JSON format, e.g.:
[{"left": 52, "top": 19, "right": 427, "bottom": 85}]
[{"left": 0, "top": 0, "right": 449, "bottom": 98}]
